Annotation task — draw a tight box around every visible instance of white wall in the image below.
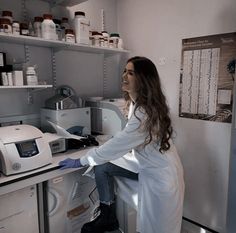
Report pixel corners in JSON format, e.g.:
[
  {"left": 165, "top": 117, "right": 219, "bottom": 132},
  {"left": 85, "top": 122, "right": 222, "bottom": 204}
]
[{"left": 117, "top": 0, "right": 236, "bottom": 232}]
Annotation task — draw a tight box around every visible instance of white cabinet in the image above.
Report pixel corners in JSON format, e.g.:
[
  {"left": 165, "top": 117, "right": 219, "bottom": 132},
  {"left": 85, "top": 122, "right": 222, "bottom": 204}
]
[{"left": 0, "top": 185, "right": 39, "bottom": 233}]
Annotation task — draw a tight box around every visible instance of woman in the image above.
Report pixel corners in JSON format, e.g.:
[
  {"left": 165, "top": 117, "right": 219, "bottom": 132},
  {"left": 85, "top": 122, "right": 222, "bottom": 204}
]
[{"left": 59, "top": 56, "right": 185, "bottom": 233}]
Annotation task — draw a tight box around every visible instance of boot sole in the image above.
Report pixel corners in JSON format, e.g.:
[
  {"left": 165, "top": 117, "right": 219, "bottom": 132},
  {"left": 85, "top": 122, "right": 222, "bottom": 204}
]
[{"left": 81, "top": 225, "right": 119, "bottom": 233}]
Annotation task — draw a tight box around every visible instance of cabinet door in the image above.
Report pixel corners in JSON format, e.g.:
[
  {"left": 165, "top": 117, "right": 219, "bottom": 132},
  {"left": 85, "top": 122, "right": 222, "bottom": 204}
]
[{"left": 0, "top": 185, "right": 39, "bottom": 233}]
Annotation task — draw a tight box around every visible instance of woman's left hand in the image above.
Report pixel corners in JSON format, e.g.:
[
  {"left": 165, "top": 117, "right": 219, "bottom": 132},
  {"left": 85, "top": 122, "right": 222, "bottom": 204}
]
[{"left": 58, "top": 158, "right": 82, "bottom": 169}]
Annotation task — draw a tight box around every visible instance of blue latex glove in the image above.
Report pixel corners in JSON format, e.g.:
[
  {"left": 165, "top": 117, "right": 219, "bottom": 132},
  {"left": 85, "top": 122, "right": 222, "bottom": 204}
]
[{"left": 58, "top": 158, "right": 82, "bottom": 170}]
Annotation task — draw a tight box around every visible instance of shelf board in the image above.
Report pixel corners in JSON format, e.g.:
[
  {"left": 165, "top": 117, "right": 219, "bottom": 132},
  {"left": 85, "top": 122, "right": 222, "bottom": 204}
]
[
  {"left": 0, "top": 85, "right": 53, "bottom": 89},
  {"left": 0, "top": 33, "right": 129, "bottom": 55},
  {"left": 41, "top": 0, "right": 87, "bottom": 7}
]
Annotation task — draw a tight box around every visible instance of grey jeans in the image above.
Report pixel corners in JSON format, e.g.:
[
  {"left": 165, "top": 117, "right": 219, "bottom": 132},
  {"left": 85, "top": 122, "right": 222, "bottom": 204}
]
[{"left": 94, "top": 162, "right": 139, "bottom": 205}]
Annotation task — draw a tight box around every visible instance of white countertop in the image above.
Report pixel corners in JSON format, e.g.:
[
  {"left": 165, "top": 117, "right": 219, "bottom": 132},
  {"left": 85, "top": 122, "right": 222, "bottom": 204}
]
[{"left": 0, "top": 147, "right": 92, "bottom": 196}]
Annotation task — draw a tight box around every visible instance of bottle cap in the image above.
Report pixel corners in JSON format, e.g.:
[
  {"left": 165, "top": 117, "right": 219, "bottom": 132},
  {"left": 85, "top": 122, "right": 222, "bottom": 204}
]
[
  {"left": 62, "top": 17, "right": 68, "bottom": 22},
  {"left": 74, "top": 11, "right": 85, "bottom": 17},
  {"left": 2, "top": 11, "right": 13, "bottom": 17},
  {"left": 65, "top": 29, "right": 74, "bottom": 35},
  {"left": 91, "top": 31, "right": 100, "bottom": 36},
  {"left": 43, "top": 14, "right": 53, "bottom": 20},
  {"left": 110, "top": 33, "right": 120, "bottom": 38},
  {"left": 34, "top": 16, "right": 43, "bottom": 22},
  {"left": 53, "top": 19, "right": 61, "bottom": 25},
  {"left": 0, "top": 18, "right": 11, "bottom": 25}
]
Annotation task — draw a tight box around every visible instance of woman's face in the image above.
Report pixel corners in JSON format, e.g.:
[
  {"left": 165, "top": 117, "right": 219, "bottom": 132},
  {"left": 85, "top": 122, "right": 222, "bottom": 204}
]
[{"left": 122, "top": 62, "right": 138, "bottom": 100}]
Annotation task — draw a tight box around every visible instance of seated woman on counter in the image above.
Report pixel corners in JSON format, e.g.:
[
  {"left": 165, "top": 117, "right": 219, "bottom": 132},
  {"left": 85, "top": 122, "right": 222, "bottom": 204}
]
[{"left": 59, "top": 56, "right": 185, "bottom": 233}]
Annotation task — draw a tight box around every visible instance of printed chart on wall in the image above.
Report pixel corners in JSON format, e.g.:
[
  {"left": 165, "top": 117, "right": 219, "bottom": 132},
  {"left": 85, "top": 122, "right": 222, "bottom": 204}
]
[{"left": 179, "top": 32, "right": 236, "bottom": 122}]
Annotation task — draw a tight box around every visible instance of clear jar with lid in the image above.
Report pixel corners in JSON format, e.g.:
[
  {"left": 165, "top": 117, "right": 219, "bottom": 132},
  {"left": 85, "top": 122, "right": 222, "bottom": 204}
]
[
  {"left": 110, "top": 33, "right": 120, "bottom": 48},
  {"left": 41, "top": 14, "right": 56, "bottom": 40},
  {"left": 109, "top": 38, "right": 114, "bottom": 48},
  {"left": 0, "top": 18, "right": 12, "bottom": 34},
  {"left": 20, "top": 23, "right": 29, "bottom": 36},
  {"left": 74, "top": 11, "right": 90, "bottom": 44},
  {"left": 102, "top": 31, "right": 109, "bottom": 47},
  {"left": 34, "top": 16, "right": 43, "bottom": 38},
  {"left": 53, "top": 19, "right": 62, "bottom": 40},
  {"left": 26, "top": 66, "right": 38, "bottom": 85},
  {"left": 118, "top": 38, "right": 124, "bottom": 49},
  {"left": 61, "top": 17, "right": 70, "bottom": 41},
  {"left": 61, "top": 17, "right": 70, "bottom": 30},
  {"left": 91, "top": 31, "right": 101, "bottom": 47},
  {"left": 100, "top": 34, "right": 105, "bottom": 47},
  {"left": 12, "top": 21, "right": 20, "bottom": 35},
  {"left": 2, "top": 10, "right": 13, "bottom": 23},
  {"left": 65, "top": 29, "right": 75, "bottom": 43}
]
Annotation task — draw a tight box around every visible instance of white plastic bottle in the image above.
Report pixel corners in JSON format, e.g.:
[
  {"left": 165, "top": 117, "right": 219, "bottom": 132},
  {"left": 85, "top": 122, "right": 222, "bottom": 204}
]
[
  {"left": 34, "top": 16, "right": 43, "bottom": 38},
  {"left": 26, "top": 66, "right": 38, "bottom": 85},
  {"left": 41, "top": 14, "right": 56, "bottom": 40},
  {"left": 74, "top": 11, "right": 90, "bottom": 44},
  {"left": 110, "top": 33, "right": 120, "bottom": 48}
]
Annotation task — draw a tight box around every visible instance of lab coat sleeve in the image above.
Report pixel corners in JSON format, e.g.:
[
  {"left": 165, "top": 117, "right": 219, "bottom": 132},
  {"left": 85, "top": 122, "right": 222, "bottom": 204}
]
[{"left": 80, "top": 109, "right": 147, "bottom": 166}]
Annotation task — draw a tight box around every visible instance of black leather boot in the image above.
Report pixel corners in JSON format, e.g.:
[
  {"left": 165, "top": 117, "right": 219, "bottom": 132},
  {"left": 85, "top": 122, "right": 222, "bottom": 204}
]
[{"left": 81, "top": 203, "right": 119, "bottom": 233}]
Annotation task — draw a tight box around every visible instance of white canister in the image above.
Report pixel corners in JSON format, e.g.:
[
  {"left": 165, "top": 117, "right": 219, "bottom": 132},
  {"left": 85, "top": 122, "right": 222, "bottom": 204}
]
[
  {"left": 118, "top": 38, "right": 124, "bottom": 49},
  {"left": 102, "top": 31, "right": 109, "bottom": 47},
  {"left": 91, "top": 31, "right": 101, "bottom": 46},
  {"left": 12, "top": 70, "right": 24, "bottom": 86},
  {"left": 26, "top": 66, "right": 38, "bottom": 85},
  {"left": 65, "top": 29, "right": 75, "bottom": 43},
  {"left": 41, "top": 14, "right": 56, "bottom": 40},
  {"left": 12, "top": 21, "right": 20, "bottom": 35},
  {"left": 110, "top": 33, "right": 120, "bottom": 48},
  {"left": 7, "top": 72, "right": 13, "bottom": 85},
  {"left": 74, "top": 11, "right": 90, "bottom": 44},
  {"left": 1, "top": 72, "right": 8, "bottom": 86}
]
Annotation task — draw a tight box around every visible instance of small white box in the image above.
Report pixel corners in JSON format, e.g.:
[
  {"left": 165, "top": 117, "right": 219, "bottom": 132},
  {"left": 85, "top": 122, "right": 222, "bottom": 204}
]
[{"left": 12, "top": 70, "right": 24, "bottom": 86}]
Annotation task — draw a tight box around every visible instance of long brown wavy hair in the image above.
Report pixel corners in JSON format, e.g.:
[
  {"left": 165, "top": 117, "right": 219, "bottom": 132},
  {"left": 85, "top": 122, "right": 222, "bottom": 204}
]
[{"left": 123, "top": 56, "right": 172, "bottom": 153}]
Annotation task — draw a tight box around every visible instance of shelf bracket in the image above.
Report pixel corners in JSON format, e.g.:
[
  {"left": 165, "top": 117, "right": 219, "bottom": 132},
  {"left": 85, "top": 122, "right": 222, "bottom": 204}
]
[
  {"left": 27, "top": 89, "right": 34, "bottom": 104},
  {"left": 51, "top": 48, "right": 57, "bottom": 90},
  {"left": 27, "top": 87, "right": 50, "bottom": 104}
]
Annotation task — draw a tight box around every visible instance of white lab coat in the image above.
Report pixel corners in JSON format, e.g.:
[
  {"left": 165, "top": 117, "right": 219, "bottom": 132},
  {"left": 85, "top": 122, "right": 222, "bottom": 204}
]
[{"left": 80, "top": 104, "right": 185, "bottom": 233}]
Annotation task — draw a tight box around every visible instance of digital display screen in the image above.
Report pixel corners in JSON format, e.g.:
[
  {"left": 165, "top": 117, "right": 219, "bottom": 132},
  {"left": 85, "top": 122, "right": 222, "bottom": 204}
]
[
  {"left": 16, "top": 140, "right": 39, "bottom": 158},
  {"left": 20, "top": 141, "right": 35, "bottom": 152}
]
